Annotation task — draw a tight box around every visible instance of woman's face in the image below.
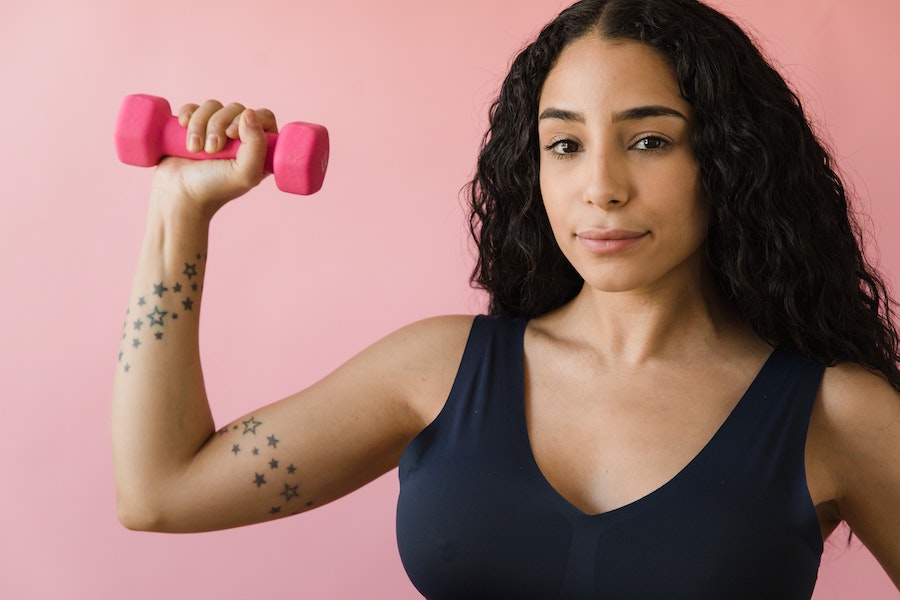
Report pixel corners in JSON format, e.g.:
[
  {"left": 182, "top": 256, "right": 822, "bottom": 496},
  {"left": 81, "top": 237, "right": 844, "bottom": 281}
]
[{"left": 538, "top": 35, "right": 708, "bottom": 296}]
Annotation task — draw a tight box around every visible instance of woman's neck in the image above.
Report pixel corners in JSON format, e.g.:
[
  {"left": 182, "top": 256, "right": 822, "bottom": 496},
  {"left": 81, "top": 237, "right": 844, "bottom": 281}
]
[{"left": 541, "top": 268, "right": 754, "bottom": 366}]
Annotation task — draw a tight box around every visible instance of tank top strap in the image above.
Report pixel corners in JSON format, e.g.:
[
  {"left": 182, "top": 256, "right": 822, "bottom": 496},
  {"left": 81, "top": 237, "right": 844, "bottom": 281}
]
[
  {"left": 449, "top": 314, "right": 527, "bottom": 415},
  {"left": 692, "top": 347, "right": 826, "bottom": 554}
]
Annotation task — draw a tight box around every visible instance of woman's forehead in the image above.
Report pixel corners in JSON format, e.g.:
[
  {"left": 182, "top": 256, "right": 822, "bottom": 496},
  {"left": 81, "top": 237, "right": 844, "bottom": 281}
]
[{"left": 539, "top": 36, "right": 688, "bottom": 116}]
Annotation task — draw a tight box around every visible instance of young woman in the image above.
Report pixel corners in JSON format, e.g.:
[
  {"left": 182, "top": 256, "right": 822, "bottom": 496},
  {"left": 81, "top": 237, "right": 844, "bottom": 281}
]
[{"left": 113, "top": 0, "right": 900, "bottom": 597}]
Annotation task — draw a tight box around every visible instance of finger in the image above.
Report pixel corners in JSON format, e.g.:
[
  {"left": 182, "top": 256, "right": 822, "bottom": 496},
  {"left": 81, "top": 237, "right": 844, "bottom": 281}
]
[
  {"left": 202, "top": 102, "right": 245, "bottom": 154},
  {"left": 256, "top": 108, "right": 278, "bottom": 134},
  {"left": 177, "top": 103, "right": 200, "bottom": 128},
  {"left": 225, "top": 108, "right": 278, "bottom": 138},
  {"left": 185, "top": 99, "right": 224, "bottom": 153},
  {"left": 207, "top": 102, "right": 247, "bottom": 151},
  {"left": 231, "top": 109, "right": 269, "bottom": 188}
]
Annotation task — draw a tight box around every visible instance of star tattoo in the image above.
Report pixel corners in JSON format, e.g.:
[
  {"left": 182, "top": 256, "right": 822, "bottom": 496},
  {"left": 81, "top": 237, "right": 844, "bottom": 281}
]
[
  {"left": 183, "top": 263, "right": 198, "bottom": 279},
  {"left": 270, "top": 506, "right": 281, "bottom": 515},
  {"left": 173, "top": 282, "right": 183, "bottom": 293},
  {"left": 242, "top": 417, "right": 263, "bottom": 435},
  {"left": 182, "top": 297, "right": 194, "bottom": 311},
  {"left": 253, "top": 473, "right": 267, "bottom": 488},
  {"left": 152, "top": 282, "right": 169, "bottom": 297},
  {"left": 154, "top": 331, "right": 164, "bottom": 340},
  {"left": 280, "top": 483, "right": 299, "bottom": 502},
  {"left": 269, "top": 459, "right": 279, "bottom": 470},
  {"left": 286, "top": 464, "right": 297, "bottom": 475},
  {"left": 137, "top": 297, "right": 146, "bottom": 306},
  {"left": 267, "top": 434, "right": 280, "bottom": 448},
  {"left": 132, "top": 338, "right": 141, "bottom": 349},
  {"left": 231, "top": 444, "right": 241, "bottom": 455},
  {"left": 146, "top": 305, "right": 168, "bottom": 327},
  {"left": 132, "top": 319, "right": 143, "bottom": 331}
]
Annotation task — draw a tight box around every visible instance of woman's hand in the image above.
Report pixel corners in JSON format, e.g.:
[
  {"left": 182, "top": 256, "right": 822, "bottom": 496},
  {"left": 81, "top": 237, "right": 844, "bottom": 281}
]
[{"left": 150, "top": 100, "right": 279, "bottom": 220}]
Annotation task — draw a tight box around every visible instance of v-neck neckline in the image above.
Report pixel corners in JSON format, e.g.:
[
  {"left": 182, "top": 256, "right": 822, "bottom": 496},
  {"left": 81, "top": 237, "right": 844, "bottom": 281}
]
[{"left": 514, "top": 320, "right": 779, "bottom": 519}]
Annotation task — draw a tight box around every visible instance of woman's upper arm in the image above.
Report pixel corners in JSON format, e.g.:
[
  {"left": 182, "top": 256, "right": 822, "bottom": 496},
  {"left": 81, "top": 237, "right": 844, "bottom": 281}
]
[
  {"left": 138, "top": 314, "right": 474, "bottom": 533},
  {"left": 817, "top": 364, "right": 900, "bottom": 588}
]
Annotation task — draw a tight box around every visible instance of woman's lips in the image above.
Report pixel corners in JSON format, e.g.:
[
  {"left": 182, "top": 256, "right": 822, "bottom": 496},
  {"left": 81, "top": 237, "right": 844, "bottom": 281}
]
[{"left": 575, "top": 229, "right": 648, "bottom": 254}]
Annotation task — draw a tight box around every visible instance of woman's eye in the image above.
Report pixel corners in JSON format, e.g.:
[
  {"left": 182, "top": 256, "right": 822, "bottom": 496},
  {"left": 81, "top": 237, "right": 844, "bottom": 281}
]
[
  {"left": 545, "top": 139, "right": 582, "bottom": 156},
  {"left": 633, "top": 136, "right": 669, "bottom": 151}
]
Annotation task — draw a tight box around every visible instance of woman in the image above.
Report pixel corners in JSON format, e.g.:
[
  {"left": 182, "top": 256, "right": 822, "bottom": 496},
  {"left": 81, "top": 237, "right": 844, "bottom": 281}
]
[{"left": 112, "top": 0, "right": 900, "bottom": 597}]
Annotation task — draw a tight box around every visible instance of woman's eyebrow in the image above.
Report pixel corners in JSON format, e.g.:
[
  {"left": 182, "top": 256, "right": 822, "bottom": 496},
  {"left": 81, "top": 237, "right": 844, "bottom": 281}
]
[
  {"left": 538, "top": 105, "right": 687, "bottom": 123},
  {"left": 613, "top": 105, "right": 687, "bottom": 122},
  {"left": 538, "top": 107, "right": 585, "bottom": 123}
]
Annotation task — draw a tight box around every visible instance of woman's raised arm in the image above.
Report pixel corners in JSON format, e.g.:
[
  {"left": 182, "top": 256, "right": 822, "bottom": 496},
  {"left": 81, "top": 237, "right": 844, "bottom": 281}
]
[{"left": 112, "top": 101, "right": 470, "bottom": 532}]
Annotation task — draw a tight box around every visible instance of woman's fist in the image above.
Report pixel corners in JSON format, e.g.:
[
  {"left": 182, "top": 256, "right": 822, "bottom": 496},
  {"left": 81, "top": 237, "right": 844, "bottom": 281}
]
[{"left": 151, "top": 100, "right": 279, "bottom": 218}]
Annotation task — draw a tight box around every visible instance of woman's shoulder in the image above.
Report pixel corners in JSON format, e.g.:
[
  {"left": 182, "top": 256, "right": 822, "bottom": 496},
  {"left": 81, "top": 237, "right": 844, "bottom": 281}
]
[
  {"left": 812, "top": 362, "right": 900, "bottom": 581},
  {"left": 308, "top": 315, "right": 477, "bottom": 440},
  {"left": 813, "top": 363, "right": 899, "bottom": 466},
  {"left": 372, "top": 314, "right": 477, "bottom": 417},
  {"left": 817, "top": 362, "right": 900, "bottom": 432},
  {"left": 383, "top": 314, "right": 477, "bottom": 357},
  {"left": 325, "top": 315, "right": 476, "bottom": 405},
  {"left": 811, "top": 363, "right": 899, "bottom": 515},
  {"left": 352, "top": 314, "right": 477, "bottom": 378}
]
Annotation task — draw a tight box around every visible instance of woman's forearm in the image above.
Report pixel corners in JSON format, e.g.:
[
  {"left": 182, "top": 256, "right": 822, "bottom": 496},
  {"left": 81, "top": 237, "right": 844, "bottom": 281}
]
[{"left": 112, "top": 199, "right": 216, "bottom": 528}]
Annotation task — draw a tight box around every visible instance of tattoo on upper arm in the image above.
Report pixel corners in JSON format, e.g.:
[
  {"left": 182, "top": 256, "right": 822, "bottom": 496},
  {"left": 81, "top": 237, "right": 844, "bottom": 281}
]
[
  {"left": 217, "top": 415, "right": 314, "bottom": 517},
  {"left": 117, "top": 255, "right": 205, "bottom": 374}
]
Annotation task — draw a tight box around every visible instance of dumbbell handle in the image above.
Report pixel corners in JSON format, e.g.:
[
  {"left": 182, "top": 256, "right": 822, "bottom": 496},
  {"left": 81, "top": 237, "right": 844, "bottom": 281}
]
[{"left": 156, "top": 114, "right": 279, "bottom": 173}]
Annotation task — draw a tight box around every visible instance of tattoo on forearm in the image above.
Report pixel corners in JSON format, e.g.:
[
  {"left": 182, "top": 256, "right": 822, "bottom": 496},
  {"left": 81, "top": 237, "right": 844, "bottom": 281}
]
[
  {"left": 219, "top": 414, "right": 313, "bottom": 517},
  {"left": 117, "top": 255, "right": 205, "bottom": 374}
]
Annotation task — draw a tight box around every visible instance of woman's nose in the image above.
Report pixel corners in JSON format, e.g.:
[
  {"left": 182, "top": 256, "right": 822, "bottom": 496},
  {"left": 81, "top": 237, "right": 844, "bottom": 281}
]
[{"left": 583, "top": 149, "right": 629, "bottom": 208}]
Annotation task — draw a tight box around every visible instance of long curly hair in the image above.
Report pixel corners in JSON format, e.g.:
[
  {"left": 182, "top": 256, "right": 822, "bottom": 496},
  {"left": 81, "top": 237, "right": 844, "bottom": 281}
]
[{"left": 468, "top": 0, "right": 900, "bottom": 389}]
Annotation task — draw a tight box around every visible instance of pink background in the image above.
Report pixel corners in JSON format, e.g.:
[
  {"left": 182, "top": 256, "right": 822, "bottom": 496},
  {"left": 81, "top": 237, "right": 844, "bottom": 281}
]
[{"left": 1, "top": 0, "right": 897, "bottom": 597}]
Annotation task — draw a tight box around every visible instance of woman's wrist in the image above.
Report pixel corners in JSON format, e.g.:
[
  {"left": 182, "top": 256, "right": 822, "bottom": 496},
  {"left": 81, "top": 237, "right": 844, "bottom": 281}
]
[{"left": 142, "top": 188, "right": 212, "bottom": 273}]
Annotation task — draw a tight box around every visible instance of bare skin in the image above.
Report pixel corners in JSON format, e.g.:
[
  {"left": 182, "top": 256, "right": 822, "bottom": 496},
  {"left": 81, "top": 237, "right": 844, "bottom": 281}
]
[{"left": 112, "top": 37, "right": 900, "bottom": 588}]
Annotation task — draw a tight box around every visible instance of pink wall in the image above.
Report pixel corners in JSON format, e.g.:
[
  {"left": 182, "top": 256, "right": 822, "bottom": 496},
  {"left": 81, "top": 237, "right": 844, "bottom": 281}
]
[{"left": 0, "top": 0, "right": 896, "bottom": 597}]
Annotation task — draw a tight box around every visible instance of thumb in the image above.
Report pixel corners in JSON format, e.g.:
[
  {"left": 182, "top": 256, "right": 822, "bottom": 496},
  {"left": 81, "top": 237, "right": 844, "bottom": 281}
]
[{"left": 233, "top": 109, "right": 270, "bottom": 186}]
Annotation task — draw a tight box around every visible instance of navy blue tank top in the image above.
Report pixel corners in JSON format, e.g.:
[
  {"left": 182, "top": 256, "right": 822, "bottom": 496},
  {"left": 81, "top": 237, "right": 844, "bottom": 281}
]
[{"left": 397, "top": 315, "right": 825, "bottom": 599}]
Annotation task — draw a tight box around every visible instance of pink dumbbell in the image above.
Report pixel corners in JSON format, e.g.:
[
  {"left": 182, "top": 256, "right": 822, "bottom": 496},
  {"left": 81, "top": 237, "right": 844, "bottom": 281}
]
[{"left": 114, "top": 94, "right": 329, "bottom": 195}]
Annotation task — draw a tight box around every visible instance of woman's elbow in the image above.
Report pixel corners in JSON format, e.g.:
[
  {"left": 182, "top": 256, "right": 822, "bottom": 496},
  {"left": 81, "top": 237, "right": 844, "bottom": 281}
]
[{"left": 115, "top": 489, "right": 168, "bottom": 532}]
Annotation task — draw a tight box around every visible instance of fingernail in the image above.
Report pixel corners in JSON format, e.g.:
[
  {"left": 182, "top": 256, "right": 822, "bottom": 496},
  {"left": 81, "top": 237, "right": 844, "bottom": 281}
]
[
  {"left": 187, "top": 133, "right": 202, "bottom": 153},
  {"left": 205, "top": 134, "right": 219, "bottom": 153}
]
